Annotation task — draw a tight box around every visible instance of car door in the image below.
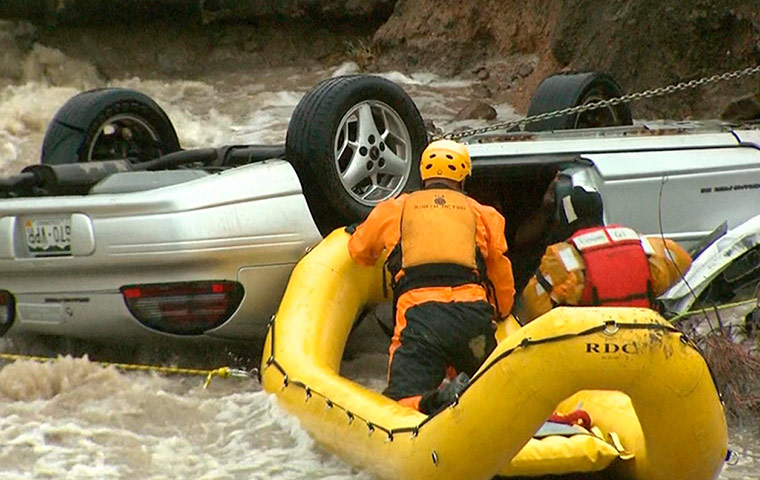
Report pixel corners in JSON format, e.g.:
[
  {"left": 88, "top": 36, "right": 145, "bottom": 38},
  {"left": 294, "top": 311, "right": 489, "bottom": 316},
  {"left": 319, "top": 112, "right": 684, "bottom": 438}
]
[{"left": 578, "top": 135, "right": 760, "bottom": 250}]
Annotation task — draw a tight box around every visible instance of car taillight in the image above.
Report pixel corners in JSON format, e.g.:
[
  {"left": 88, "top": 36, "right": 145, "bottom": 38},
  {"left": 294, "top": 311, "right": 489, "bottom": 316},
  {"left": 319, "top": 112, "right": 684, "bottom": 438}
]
[
  {"left": 0, "top": 290, "right": 15, "bottom": 334},
  {"left": 120, "top": 281, "right": 244, "bottom": 335}
]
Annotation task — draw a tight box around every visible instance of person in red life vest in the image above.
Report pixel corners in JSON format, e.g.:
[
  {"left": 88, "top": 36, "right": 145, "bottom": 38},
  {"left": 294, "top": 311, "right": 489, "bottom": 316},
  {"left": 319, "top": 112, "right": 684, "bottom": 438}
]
[
  {"left": 516, "top": 185, "right": 693, "bottom": 324},
  {"left": 347, "top": 139, "right": 515, "bottom": 414}
]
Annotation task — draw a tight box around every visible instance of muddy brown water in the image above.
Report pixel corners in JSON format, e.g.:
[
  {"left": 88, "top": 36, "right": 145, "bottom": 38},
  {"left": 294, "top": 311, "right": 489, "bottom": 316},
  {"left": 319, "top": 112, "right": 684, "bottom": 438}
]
[{"left": 0, "top": 29, "right": 758, "bottom": 479}]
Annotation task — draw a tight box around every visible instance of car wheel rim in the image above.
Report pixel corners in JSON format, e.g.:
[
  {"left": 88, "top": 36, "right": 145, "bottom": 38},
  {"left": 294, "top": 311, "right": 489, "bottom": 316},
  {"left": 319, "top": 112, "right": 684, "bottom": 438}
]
[
  {"left": 87, "top": 114, "right": 162, "bottom": 163},
  {"left": 573, "top": 92, "right": 620, "bottom": 129},
  {"left": 334, "top": 100, "right": 414, "bottom": 207}
]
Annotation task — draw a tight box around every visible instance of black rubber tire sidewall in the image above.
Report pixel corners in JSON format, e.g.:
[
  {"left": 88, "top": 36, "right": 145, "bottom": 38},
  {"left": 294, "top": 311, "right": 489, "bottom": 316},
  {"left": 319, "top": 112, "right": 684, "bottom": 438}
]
[
  {"left": 41, "top": 88, "right": 180, "bottom": 165},
  {"left": 525, "top": 71, "right": 633, "bottom": 132},
  {"left": 286, "top": 75, "right": 427, "bottom": 233}
]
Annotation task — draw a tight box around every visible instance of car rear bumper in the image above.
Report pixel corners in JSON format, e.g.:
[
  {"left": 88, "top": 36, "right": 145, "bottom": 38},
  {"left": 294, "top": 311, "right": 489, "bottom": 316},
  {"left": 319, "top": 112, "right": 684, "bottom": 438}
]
[{"left": 7, "top": 262, "right": 297, "bottom": 341}]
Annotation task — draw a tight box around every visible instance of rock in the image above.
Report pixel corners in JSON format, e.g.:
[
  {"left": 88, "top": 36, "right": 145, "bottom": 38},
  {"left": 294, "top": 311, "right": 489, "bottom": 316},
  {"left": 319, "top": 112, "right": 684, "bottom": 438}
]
[
  {"left": 476, "top": 68, "right": 489, "bottom": 81},
  {"left": 454, "top": 100, "right": 497, "bottom": 121},
  {"left": 332, "top": 61, "right": 362, "bottom": 76},
  {"left": 721, "top": 94, "right": 760, "bottom": 121},
  {"left": 424, "top": 119, "right": 442, "bottom": 138},
  {"left": 471, "top": 83, "right": 492, "bottom": 98},
  {"left": 745, "top": 308, "right": 759, "bottom": 339},
  {"left": 518, "top": 62, "right": 535, "bottom": 78}
]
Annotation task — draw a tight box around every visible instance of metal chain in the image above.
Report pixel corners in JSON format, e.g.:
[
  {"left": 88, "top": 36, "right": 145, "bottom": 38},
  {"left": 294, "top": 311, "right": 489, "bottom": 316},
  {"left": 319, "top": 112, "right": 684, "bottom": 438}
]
[{"left": 441, "top": 64, "right": 760, "bottom": 141}]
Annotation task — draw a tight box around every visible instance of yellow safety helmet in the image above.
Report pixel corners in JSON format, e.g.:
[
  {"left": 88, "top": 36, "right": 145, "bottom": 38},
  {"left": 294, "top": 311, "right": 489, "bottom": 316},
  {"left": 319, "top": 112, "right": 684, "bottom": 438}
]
[{"left": 420, "top": 139, "right": 472, "bottom": 182}]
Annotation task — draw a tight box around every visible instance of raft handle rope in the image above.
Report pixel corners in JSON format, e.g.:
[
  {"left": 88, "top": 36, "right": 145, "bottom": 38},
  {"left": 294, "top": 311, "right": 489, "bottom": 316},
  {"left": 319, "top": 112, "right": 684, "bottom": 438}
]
[
  {"left": 262, "top": 313, "right": 709, "bottom": 440},
  {"left": 438, "top": 64, "right": 760, "bottom": 141},
  {"left": 0, "top": 352, "right": 258, "bottom": 389}
]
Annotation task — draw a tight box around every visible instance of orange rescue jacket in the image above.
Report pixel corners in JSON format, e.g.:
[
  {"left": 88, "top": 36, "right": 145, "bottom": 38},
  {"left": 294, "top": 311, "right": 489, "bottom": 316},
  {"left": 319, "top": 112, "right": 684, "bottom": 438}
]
[{"left": 348, "top": 188, "right": 515, "bottom": 317}]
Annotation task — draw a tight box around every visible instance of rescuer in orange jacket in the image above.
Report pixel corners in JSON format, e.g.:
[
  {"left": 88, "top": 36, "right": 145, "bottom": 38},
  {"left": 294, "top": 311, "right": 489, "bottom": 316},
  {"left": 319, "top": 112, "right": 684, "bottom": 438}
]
[
  {"left": 348, "top": 139, "right": 515, "bottom": 414},
  {"left": 516, "top": 186, "right": 692, "bottom": 323}
]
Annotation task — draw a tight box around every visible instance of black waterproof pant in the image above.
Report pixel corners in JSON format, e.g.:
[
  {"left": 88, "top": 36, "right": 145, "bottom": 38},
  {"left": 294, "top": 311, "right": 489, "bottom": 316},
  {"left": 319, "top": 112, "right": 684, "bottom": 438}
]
[{"left": 383, "top": 299, "right": 496, "bottom": 406}]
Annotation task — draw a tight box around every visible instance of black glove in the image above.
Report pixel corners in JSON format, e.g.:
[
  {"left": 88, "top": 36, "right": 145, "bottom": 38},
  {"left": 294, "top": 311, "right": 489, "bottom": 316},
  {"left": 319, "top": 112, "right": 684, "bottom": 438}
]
[{"left": 419, "top": 372, "right": 471, "bottom": 414}]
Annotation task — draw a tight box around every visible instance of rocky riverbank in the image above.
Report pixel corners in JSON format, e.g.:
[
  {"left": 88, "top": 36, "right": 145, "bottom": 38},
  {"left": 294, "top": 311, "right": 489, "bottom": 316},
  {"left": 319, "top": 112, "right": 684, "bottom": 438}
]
[
  {"left": 375, "top": 0, "right": 760, "bottom": 120},
  {"left": 2, "top": 0, "right": 759, "bottom": 120}
]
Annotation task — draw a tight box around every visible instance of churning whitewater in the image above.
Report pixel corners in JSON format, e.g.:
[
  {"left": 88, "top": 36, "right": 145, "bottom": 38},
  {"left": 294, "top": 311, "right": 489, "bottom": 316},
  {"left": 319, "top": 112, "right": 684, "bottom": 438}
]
[{"left": 0, "top": 25, "right": 757, "bottom": 479}]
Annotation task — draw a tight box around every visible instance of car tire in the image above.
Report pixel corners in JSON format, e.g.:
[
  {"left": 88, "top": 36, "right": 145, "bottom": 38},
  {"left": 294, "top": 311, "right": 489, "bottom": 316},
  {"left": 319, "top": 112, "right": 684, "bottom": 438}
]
[
  {"left": 286, "top": 75, "right": 428, "bottom": 234},
  {"left": 525, "top": 71, "right": 633, "bottom": 131},
  {"left": 41, "top": 88, "right": 180, "bottom": 165}
]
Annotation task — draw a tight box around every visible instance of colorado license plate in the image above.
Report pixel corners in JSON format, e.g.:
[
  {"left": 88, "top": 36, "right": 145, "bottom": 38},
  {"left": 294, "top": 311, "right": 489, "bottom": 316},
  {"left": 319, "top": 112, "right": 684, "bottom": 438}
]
[{"left": 25, "top": 218, "right": 72, "bottom": 256}]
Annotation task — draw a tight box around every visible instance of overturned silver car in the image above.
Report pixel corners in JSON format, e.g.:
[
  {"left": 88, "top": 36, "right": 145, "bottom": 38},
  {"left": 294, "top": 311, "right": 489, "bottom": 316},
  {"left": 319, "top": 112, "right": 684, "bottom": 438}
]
[{"left": 0, "top": 72, "right": 758, "bottom": 344}]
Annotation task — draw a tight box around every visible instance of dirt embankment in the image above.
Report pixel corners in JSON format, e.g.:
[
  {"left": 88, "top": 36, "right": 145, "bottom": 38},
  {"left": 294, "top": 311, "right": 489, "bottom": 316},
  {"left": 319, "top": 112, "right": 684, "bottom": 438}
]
[
  {"left": 374, "top": 0, "right": 760, "bottom": 119},
  {"left": 2, "top": 0, "right": 760, "bottom": 119}
]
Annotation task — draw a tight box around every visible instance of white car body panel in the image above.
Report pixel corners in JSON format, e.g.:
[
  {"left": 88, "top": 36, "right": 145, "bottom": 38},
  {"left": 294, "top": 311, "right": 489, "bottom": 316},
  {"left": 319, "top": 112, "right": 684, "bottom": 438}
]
[
  {"left": 659, "top": 211, "right": 760, "bottom": 314},
  {"left": 584, "top": 147, "right": 760, "bottom": 245},
  {"left": 0, "top": 160, "right": 322, "bottom": 341}
]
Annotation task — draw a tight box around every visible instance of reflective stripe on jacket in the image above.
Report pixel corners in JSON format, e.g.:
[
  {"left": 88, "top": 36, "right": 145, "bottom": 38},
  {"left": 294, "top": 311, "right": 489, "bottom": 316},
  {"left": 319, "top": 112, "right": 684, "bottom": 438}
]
[
  {"left": 570, "top": 225, "right": 653, "bottom": 308},
  {"left": 519, "top": 226, "right": 692, "bottom": 323}
]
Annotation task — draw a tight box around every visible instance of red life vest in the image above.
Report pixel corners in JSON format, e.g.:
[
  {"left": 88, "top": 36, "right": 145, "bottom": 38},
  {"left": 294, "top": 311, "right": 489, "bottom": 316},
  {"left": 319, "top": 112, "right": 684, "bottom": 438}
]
[{"left": 569, "top": 225, "right": 654, "bottom": 308}]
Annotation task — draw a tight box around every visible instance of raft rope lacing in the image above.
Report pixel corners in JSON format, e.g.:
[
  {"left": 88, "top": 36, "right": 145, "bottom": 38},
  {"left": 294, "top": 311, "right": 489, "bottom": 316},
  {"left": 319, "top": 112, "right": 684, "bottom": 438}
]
[
  {"left": 438, "top": 64, "right": 760, "bottom": 141},
  {"left": 262, "top": 313, "right": 711, "bottom": 457},
  {"left": 0, "top": 352, "right": 258, "bottom": 389}
]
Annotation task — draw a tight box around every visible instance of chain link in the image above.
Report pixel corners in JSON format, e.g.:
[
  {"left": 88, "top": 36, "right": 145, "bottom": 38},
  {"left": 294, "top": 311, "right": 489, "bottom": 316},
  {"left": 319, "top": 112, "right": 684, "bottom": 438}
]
[{"left": 441, "top": 64, "right": 760, "bottom": 141}]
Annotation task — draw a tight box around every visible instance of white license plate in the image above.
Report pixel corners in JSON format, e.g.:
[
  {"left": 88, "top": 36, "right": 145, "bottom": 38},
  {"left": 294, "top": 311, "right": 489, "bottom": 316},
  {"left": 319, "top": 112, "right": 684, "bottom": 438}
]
[{"left": 25, "top": 218, "right": 72, "bottom": 256}]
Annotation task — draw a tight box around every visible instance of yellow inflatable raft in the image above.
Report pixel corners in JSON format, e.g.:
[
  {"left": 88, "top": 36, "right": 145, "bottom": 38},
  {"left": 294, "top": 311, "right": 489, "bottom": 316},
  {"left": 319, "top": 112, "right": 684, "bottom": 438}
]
[{"left": 261, "top": 229, "right": 728, "bottom": 480}]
